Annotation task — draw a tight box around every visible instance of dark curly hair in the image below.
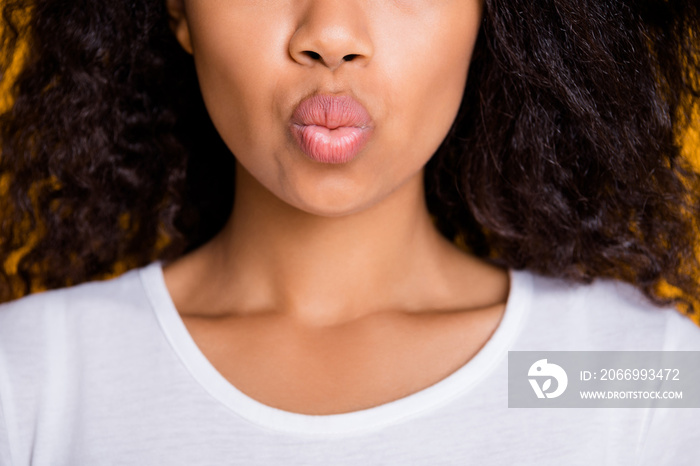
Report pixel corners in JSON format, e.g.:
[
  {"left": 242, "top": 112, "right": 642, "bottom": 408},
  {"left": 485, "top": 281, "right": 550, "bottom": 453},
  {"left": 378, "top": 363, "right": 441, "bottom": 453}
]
[{"left": 1, "top": 0, "right": 699, "bottom": 317}]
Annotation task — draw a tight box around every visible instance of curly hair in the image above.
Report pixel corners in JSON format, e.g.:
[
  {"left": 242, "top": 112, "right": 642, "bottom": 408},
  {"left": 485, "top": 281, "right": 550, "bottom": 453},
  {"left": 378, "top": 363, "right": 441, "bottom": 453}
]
[{"left": 1, "top": 0, "right": 699, "bottom": 317}]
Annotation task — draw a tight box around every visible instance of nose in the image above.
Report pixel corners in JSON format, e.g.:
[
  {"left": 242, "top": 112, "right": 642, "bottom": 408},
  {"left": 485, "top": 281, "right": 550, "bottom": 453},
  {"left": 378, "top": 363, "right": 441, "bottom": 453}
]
[{"left": 289, "top": 0, "right": 374, "bottom": 71}]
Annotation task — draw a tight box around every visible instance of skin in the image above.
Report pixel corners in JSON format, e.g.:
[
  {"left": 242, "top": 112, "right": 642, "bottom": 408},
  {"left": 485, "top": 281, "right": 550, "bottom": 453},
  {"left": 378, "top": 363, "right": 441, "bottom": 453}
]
[{"left": 163, "top": 0, "right": 510, "bottom": 415}]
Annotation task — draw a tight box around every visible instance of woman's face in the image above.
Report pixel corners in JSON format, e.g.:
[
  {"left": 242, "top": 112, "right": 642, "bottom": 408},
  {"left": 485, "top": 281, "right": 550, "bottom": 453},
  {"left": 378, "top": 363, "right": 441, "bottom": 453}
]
[{"left": 167, "top": 0, "right": 483, "bottom": 216}]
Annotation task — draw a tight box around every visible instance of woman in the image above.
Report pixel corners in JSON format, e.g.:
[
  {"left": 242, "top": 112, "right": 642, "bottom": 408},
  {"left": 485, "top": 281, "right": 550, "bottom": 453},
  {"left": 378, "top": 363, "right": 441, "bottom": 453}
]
[{"left": 0, "top": 0, "right": 699, "bottom": 464}]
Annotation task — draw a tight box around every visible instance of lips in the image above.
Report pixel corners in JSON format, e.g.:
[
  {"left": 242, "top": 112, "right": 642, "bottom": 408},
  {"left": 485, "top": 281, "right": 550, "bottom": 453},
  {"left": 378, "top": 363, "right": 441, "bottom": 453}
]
[{"left": 290, "top": 94, "right": 374, "bottom": 164}]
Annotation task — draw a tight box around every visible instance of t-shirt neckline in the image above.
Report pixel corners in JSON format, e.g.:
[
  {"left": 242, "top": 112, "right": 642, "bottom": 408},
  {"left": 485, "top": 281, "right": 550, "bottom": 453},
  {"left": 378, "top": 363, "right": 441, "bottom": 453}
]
[{"left": 139, "top": 260, "right": 533, "bottom": 436}]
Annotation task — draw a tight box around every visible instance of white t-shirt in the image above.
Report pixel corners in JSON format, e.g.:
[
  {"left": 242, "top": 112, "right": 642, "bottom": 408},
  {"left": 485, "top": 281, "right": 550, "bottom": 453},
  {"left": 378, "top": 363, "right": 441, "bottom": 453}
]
[{"left": 0, "top": 261, "right": 699, "bottom": 465}]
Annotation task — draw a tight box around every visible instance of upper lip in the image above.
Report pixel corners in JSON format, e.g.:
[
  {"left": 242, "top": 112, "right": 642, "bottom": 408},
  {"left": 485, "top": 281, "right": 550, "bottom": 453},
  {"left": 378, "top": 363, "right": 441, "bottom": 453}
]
[{"left": 291, "top": 94, "right": 373, "bottom": 129}]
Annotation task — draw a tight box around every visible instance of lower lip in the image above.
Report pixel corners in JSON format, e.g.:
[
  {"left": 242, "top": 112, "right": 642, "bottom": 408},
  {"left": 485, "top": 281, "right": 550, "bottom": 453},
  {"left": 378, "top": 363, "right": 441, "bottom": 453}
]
[{"left": 291, "top": 124, "right": 372, "bottom": 164}]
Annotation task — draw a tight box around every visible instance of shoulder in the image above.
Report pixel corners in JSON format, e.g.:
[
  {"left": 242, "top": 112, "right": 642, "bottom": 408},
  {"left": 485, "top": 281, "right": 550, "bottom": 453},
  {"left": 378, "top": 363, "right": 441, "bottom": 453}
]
[
  {"left": 0, "top": 263, "right": 151, "bottom": 320},
  {"left": 0, "top": 263, "right": 167, "bottom": 459},
  {"left": 515, "top": 269, "right": 700, "bottom": 350},
  {"left": 0, "top": 263, "right": 157, "bottom": 360},
  {"left": 0, "top": 262, "right": 163, "bottom": 406},
  {"left": 1, "top": 264, "right": 144, "bottom": 307}
]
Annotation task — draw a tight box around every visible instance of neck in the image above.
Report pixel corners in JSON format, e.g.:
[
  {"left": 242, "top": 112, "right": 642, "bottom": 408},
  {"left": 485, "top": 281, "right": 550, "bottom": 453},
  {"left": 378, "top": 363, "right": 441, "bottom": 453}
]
[
  {"left": 200, "top": 161, "right": 466, "bottom": 325},
  {"left": 171, "top": 162, "right": 506, "bottom": 328}
]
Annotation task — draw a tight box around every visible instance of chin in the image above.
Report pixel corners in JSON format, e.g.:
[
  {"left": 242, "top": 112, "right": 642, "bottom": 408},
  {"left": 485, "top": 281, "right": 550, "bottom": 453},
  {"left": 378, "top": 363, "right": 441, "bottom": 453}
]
[
  {"left": 280, "top": 184, "right": 384, "bottom": 219},
  {"left": 288, "top": 193, "right": 376, "bottom": 218},
  {"left": 274, "top": 170, "right": 380, "bottom": 216}
]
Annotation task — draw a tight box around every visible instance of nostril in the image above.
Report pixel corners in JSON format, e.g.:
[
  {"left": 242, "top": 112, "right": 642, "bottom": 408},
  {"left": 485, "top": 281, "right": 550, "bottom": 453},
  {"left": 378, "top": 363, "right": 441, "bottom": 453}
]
[
  {"left": 298, "top": 51, "right": 360, "bottom": 65},
  {"left": 303, "top": 51, "right": 321, "bottom": 60}
]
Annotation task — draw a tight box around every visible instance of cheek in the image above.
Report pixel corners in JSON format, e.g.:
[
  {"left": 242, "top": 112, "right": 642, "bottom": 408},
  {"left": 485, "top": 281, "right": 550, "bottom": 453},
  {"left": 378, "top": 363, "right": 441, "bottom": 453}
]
[
  {"left": 187, "top": 13, "right": 289, "bottom": 160},
  {"left": 377, "top": 12, "right": 480, "bottom": 168}
]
